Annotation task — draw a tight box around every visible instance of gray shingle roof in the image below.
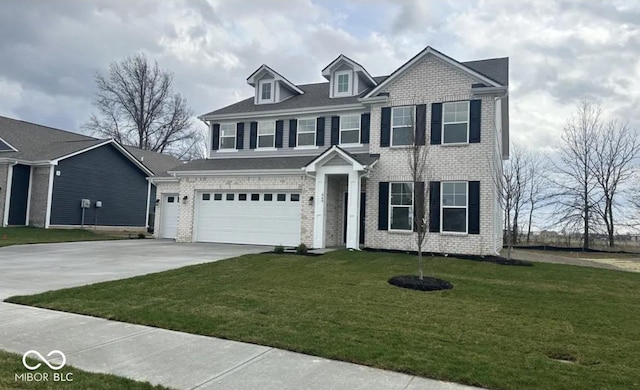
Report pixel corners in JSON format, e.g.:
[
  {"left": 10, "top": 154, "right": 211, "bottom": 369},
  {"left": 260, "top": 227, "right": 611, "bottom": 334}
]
[
  {"left": 201, "top": 57, "right": 508, "bottom": 118},
  {"left": 123, "top": 145, "right": 182, "bottom": 176},
  {"left": 170, "top": 153, "right": 380, "bottom": 172}
]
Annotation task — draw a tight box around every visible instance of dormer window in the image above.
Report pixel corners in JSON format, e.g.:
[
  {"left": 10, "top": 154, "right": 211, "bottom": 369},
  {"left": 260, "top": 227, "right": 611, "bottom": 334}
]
[
  {"left": 258, "top": 80, "right": 274, "bottom": 103},
  {"left": 334, "top": 70, "right": 352, "bottom": 97}
]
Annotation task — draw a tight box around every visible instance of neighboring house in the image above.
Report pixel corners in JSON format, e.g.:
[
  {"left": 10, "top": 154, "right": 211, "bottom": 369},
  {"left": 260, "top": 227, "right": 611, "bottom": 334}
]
[
  {"left": 152, "top": 46, "right": 509, "bottom": 255},
  {"left": 0, "top": 116, "right": 180, "bottom": 230}
]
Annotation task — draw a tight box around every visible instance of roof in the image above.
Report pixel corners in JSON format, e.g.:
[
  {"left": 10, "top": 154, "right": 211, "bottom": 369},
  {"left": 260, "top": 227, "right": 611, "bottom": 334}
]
[
  {"left": 123, "top": 145, "right": 182, "bottom": 176},
  {"left": 169, "top": 153, "right": 380, "bottom": 172},
  {"left": 202, "top": 53, "right": 507, "bottom": 118}
]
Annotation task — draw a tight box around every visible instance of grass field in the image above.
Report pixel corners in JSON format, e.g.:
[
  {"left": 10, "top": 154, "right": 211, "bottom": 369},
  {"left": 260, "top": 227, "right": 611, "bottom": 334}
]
[
  {"left": 0, "top": 227, "right": 121, "bottom": 247},
  {"left": 7, "top": 250, "right": 640, "bottom": 390}
]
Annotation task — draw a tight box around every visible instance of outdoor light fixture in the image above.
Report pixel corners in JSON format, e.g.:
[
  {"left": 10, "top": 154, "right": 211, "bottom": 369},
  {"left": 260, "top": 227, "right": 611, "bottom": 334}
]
[
  {"left": 182, "top": 195, "right": 188, "bottom": 204},
  {"left": 309, "top": 196, "right": 314, "bottom": 205}
]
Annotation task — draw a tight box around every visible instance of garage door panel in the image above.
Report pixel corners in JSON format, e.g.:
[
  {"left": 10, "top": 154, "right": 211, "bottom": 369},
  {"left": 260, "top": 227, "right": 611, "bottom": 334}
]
[{"left": 195, "top": 192, "right": 301, "bottom": 246}]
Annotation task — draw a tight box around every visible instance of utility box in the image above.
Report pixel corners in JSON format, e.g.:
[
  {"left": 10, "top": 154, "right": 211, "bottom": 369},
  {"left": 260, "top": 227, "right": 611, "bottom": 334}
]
[
  {"left": 81, "top": 199, "right": 90, "bottom": 208},
  {"left": 95, "top": 201, "right": 102, "bottom": 208}
]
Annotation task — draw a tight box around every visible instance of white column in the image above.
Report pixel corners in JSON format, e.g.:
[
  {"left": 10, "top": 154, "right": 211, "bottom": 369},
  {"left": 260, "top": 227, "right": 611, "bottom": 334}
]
[
  {"left": 313, "top": 172, "right": 327, "bottom": 248},
  {"left": 345, "top": 170, "right": 361, "bottom": 249}
]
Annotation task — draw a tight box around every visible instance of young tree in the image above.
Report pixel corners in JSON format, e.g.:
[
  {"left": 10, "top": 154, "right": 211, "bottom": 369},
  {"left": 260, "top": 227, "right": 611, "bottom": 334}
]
[
  {"left": 84, "top": 53, "right": 203, "bottom": 159},
  {"left": 524, "top": 151, "right": 548, "bottom": 244},
  {"left": 407, "top": 133, "right": 430, "bottom": 280},
  {"left": 499, "top": 143, "right": 528, "bottom": 258}
]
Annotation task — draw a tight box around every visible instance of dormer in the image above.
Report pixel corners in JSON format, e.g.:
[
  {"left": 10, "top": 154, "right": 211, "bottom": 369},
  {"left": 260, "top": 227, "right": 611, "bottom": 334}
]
[
  {"left": 321, "top": 55, "right": 377, "bottom": 98},
  {"left": 247, "top": 64, "right": 304, "bottom": 105}
]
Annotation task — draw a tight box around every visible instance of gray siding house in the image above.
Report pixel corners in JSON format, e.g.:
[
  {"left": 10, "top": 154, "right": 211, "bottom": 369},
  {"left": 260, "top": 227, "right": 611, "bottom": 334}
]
[
  {"left": 152, "top": 46, "right": 509, "bottom": 255},
  {"left": 0, "top": 116, "right": 180, "bottom": 230}
]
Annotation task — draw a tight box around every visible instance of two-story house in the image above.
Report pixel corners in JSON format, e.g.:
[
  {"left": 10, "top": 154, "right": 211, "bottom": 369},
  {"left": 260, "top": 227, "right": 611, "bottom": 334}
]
[{"left": 152, "top": 46, "right": 509, "bottom": 255}]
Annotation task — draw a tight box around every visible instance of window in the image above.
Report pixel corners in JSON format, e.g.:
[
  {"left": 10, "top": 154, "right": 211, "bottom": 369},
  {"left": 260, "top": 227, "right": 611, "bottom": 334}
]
[
  {"left": 202, "top": 193, "right": 211, "bottom": 201},
  {"left": 334, "top": 70, "right": 351, "bottom": 96},
  {"left": 340, "top": 115, "right": 360, "bottom": 144},
  {"left": 277, "top": 194, "right": 286, "bottom": 202},
  {"left": 441, "top": 182, "right": 468, "bottom": 233},
  {"left": 391, "top": 106, "right": 414, "bottom": 146},
  {"left": 264, "top": 194, "right": 273, "bottom": 201},
  {"left": 167, "top": 196, "right": 175, "bottom": 203},
  {"left": 251, "top": 194, "right": 260, "bottom": 201},
  {"left": 226, "top": 193, "right": 235, "bottom": 201},
  {"left": 219, "top": 123, "right": 236, "bottom": 149},
  {"left": 442, "top": 101, "right": 469, "bottom": 144},
  {"left": 259, "top": 80, "right": 273, "bottom": 103},
  {"left": 257, "top": 121, "right": 275, "bottom": 148},
  {"left": 214, "top": 193, "right": 222, "bottom": 201},
  {"left": 389, "top": 183, "right": 413, "bottom": 231},
  {"left": 290, "top": 194, "right": 300, "bottom": 202},
  {"left": 297, "top": 118, "right": 316, "bottom": 147},
  {"left": 239, "top": 193, "right": 247, "bottom": 201}
]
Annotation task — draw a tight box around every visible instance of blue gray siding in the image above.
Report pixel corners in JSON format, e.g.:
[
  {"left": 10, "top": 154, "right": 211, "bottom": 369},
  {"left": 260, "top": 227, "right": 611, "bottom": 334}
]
[
  {"left": 50, "top": 144, "right": 148, "bottom": 227},
  {"left": 8, "top": 164, "right": 30, "bottom": 225}
]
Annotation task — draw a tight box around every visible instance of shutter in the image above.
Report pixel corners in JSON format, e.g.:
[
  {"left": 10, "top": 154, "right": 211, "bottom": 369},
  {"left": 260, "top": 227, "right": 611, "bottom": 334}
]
[
  {"left": 289, "top": 119, "right": 297, "bottom": 148},
  {"left": 330, "top": 116, "right": 340, "bottom": 145},
  {"left": 236, "top": 122, "right": 244, "bottom": 149},
  {"left": 413, "top": 181, "right": 425, "bottom": 232},
  {"left": 415, "top": 104, "right": 426, "bottom": 145},
  {"left": 212, "top": 123, "right": 220, "bottom": 150},
  {"left": 378, "top": 182, "right": 389, "bottom": 230},
  {"left": 429, "top": 181, "right": 440, "bottom": 232},
  {"left": 275, "top": 120, "right": 284, "bottom": 148},
  {"left": 249, "top": 122, "right": 258, "bottom": 149},
  {"left": 380, "top": 107, "right": 391, "bottom": 147},
  {"left": 468, "top": 181, "right": 480, "bottom": 234},
  {"left": 360, "top": 113, "right": 370, "bottom": 144},
  {"left": 430, "top": 103, "right": 442, "bottom": 145},
  {"left": 316, "top": 117, "right": 325, "bottom": 146},
  {"left": 469, "top": 100, "right": 481, "bottom": 143}
]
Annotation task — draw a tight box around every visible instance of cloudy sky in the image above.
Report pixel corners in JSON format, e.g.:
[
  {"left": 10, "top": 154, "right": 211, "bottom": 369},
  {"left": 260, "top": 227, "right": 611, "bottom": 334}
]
[{"left": 1, "top": 0, "right": 639, "bottom": 153}]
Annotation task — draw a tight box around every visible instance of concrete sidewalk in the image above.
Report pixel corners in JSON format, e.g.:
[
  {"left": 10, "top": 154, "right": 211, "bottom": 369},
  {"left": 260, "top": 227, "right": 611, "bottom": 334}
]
[{"left": 0, "top": 302, "right": 482, "bottom": 390}]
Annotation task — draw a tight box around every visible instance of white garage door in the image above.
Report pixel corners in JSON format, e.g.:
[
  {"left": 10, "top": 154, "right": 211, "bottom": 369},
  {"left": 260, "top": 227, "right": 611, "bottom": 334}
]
[
  {"left": 161, "top": 194, "right": 179, "bottom": 239},
  {"left": 195, "top": 191, "right": 301, "bottom": 246}
]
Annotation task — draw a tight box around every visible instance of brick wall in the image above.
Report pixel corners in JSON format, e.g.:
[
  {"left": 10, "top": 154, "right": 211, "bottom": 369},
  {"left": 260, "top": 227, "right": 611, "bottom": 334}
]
[
  {"left": 0, "top": 164, "right": 8, "bottom": 224},
  {"left": 28, "top": 166, "right": 51, "bottom": 227}
]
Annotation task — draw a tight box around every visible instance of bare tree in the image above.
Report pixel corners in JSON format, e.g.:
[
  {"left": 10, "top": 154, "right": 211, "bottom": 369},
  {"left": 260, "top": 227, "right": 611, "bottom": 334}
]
[
  {"left": 84, "top": 53, "right": 203, "bottom": 159},
  {"left": 589, "top": 120, "right": 640, "bottom": 247},
  {"left": 550, "top": 99, "right": 602, "bottom": 250},
  {"left": 524, "top": 151, "right": 548, "bottom": 244},
  {"left": 498, "top": 143, "right": 528, "bottom": 258}
]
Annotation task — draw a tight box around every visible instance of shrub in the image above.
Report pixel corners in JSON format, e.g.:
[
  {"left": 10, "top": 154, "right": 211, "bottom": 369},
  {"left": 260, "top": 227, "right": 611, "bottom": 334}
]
[
  {"left": 295, "top": 243, "right": 308, "bottom": 255},
  {"left": 274, "top": 245, "right": 285, "bottom": 254},
  {"left": 137, "top": 233, "right": 146, "bottom": 239}
]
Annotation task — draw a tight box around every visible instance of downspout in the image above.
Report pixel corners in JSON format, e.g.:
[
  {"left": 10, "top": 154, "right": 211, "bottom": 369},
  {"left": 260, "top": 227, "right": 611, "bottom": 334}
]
[
  {"left": 3, "top": 161, "right": 17, "bottom": 227},
  {"left": 493, "top": 92, "right": 509, "bottom": 254}
]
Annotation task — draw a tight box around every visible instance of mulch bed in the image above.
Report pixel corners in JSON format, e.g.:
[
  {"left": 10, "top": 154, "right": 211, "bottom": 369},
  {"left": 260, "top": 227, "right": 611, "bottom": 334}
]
[
  {"left": 454, "top": 254, "right": 533, "bottom": 266},
  {"left": 388, "top": 275, "right": 453, "bottom": 291}
]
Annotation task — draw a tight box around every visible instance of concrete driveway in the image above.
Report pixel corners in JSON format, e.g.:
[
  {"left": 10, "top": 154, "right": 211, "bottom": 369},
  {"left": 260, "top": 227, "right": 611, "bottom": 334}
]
[{"left": 0, "top": 239, "right": 268, "bottom": 299}]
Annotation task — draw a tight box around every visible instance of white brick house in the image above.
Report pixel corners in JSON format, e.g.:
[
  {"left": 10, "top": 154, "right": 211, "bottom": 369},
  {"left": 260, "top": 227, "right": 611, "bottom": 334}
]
[{"left": 152, "top": 46, "right": 509, "bottom": 255}]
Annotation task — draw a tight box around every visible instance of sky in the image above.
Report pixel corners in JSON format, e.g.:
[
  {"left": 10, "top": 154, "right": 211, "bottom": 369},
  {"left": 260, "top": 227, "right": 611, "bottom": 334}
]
[{"left": 0, "top": 0, "right": 639, "bottom": 154}]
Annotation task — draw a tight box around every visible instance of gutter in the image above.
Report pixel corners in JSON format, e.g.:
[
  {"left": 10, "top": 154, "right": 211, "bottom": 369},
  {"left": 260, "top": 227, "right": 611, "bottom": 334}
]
[
  {"left": 200, "top": 103, "right": 366, "bottom": 121},
  {"left": 167, "top": 168, "right": 304, "bottom": 177}
]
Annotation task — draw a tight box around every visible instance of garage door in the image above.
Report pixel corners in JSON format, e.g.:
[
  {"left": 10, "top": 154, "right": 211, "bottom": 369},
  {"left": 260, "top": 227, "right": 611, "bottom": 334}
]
[
  {"left": 195, "top": 191, "right": 301, "bottom": 246},
  {"left": 161, "top": 194, "right": 179, "bottom": 239}
]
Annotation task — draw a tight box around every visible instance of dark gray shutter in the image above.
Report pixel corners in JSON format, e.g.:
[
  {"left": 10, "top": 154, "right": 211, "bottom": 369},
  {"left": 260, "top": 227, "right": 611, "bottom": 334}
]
[
  {"left": 330, "top": 116, "right": 340, "bottom": 145},
  {"left": 415, "top": 104, "right": 426, "bottom": 145},
  {"left": 430, "top": 103, "right": 442, "bottom": 145},
  {"left": 275, "top": 120, "right": 284, "bottom": 148},
  {"left": 360, "top": 113, "right": 370, "bottom": 144},
  {"left": 236, "top": 122, "right": 244, "bottom": 149},
  {"left": 468, "top": 181, "right": 480, "bottom": 234},
  {"left": 249, "top": 122, "right": 258, "bottom": 149},
  {"left": 316, "top": 117, "right": 325, "bottom": 146},
  {"left": 429, "top": 181, "right": 440, "bottom": 232},
  {"left": 289, "top": 119, "right": 297, "bottom": 147},
  {"left": 380, "top": 107, "right": 391, "bottom": 147},
  {"left": 413, "top": 181, "right": 425, "bottom": 232},
  {"left": 212, "top": 123, "right": 220, "bottom": 150},
  {"left": 378, "top": 182, "right": 389, "bottom": 230},
  {"left": 469, "top": 100, "right": 481, "bottom": 143}
]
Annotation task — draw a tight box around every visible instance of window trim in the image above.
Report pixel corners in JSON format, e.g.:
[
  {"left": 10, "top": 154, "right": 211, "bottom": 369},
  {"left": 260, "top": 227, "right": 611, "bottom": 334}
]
[
  {"left": 440, "top": 181, "right": 469, "bottom": 234},
  {"left": 334, "top": 70, "right": 352, "bottom": 97},
  {"left": 218, "top": 123, "right": 237, "bottom": 151},
  {"left": 339, "top": 114, "right": 361, "bottom": 145},
  {"left": 441, "top": 101, "right": 470, "bottom": 145},
  {"left": 296, "top": 117, "right": 317, "bottom": 147},
  {"left": 390, "top": 106, "right": 415, "bottom": 147},
  {"left": 257, "top": 120, "right": 276, "bottom": 149},
  {"left": 258, "top": 79, "right": 274, "bottom": 103},
  {"left": 388, "top": 182, "right": 414, "bottom": 232}
]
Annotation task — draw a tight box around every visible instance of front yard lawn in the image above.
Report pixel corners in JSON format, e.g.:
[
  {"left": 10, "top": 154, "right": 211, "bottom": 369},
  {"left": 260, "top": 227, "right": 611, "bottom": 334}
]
[
  {"left": 6, "top": 250, "right": 640, "bottom": 390},
  {"left": 0, "top": 227, "right": 120, "bottom": 247}
]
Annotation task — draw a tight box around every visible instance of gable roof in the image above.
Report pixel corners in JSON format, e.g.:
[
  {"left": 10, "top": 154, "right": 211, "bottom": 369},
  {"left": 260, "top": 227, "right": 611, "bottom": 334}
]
[
  {"left": 123, "top": 145, "right": 182, "bottom": 176},
  {"left": 246, "top": 64, "right": 304, "bottom": 95},
  {"left": 321, "top": 54, "right": 377, "bottom": 86}
]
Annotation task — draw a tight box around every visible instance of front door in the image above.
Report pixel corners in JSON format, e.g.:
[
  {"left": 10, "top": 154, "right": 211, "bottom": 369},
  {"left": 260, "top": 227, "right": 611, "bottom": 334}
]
[
  {"left": 343, "top": 192, "right": 366, "bottom": 245},
  {"left": 161, "top": 194, "right": 179, "bottom": 239}
]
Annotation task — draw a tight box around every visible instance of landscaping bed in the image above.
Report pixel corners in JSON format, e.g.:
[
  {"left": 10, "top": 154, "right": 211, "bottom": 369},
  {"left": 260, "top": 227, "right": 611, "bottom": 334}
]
[{"left": 0, "top": 227, "right": 121, "bottom": 247}]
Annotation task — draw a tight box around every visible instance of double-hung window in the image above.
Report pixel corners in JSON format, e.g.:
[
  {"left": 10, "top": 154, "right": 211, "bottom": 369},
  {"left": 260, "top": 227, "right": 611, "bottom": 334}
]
[
  {"left": 389, "top": 182, "right": 413, "bottom": 231},
  {"left": 442, "top": 101, "right": 469, "bottom": 144},
  {"left": 258, "top": 80, "right": 273, "bottom": 103},
  {"left": 335, "top": 70, "right": 351, "bottom": 96},
  {"left": 219, "top": 123, "right": 236, "bottom": 150},
  {"left": 257, "top": 121, "right": 275, "bottom": 148},
  {"left": 391, "top": 106, "right": 414, "bottom": 146},
  {"left": 297, "top": 118, "right": 316, "bottom": 147},
  {"left": 340, "top": 115, "right": 360, "bottom": 145},
  {"left": 441, "top": 182, "right": 468, "bottom": 233}
]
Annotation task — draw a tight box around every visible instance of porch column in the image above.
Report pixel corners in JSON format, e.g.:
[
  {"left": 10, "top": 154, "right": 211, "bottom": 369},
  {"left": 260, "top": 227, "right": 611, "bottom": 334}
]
[
  {"left": 345, "top": 170, "right": 361, "bottom": 249},
  {"left": 313, "top": 171, "right": 327, "bottom": 248}
]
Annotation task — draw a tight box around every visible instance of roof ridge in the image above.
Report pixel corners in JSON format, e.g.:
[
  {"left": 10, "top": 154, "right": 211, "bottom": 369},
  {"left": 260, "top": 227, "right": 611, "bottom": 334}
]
[
  {"left": 0, "top": 115, "right": 98, "bottom": 140},
  {"left": 462, "top": 56, "right": 509, "bottom": 63}
]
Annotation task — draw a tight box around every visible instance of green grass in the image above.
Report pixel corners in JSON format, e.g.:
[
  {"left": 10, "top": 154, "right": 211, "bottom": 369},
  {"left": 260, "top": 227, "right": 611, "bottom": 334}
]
[
  {"left": 0, "top": 349, "right": 170, "bottom": 390},
  {"left": 0, "top": 227, "right": 120, "bottom": 247},
  {"left": 6, "top": 251, "right": 640, "bottom": 390}
]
